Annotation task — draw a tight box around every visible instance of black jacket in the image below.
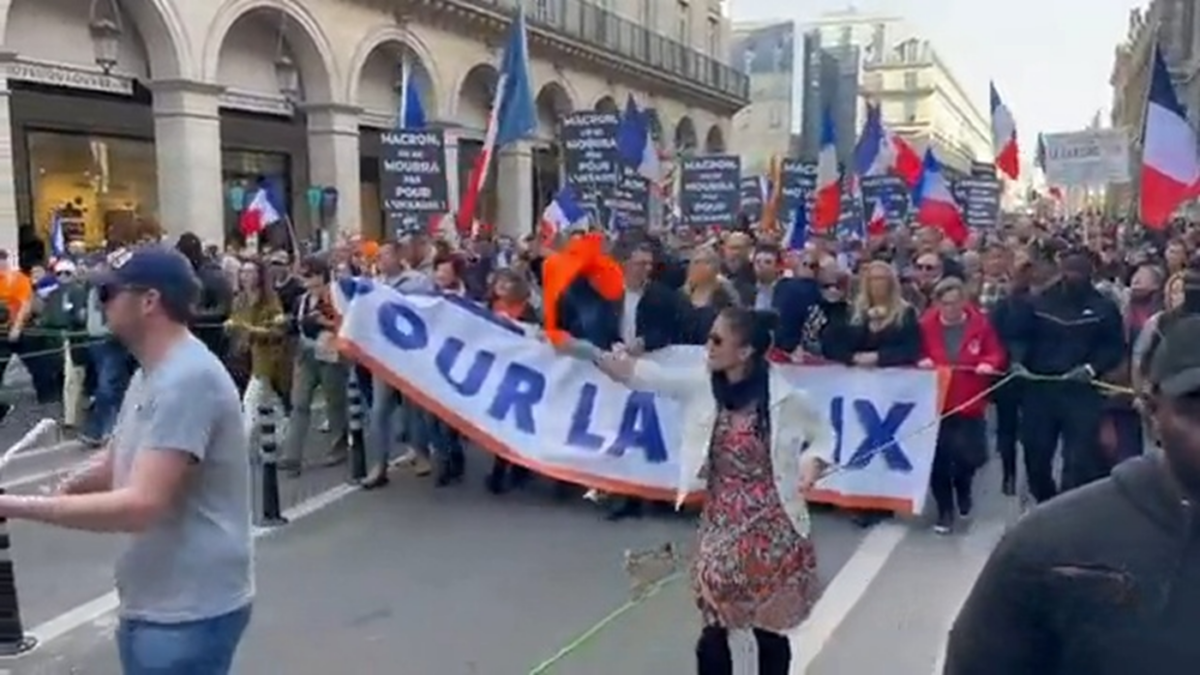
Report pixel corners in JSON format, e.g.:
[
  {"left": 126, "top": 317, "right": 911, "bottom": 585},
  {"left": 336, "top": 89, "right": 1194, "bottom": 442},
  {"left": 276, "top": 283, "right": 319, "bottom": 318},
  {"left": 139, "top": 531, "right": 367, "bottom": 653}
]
[
  {"left": 1007, "top": 281, "right": 1125, "bottom": 377},
  {"left": 944, "top": 454, "right": 1200, "bottom": 675},
  {"left": 825, "top": 305, "right": 922, "bottom": 367}
]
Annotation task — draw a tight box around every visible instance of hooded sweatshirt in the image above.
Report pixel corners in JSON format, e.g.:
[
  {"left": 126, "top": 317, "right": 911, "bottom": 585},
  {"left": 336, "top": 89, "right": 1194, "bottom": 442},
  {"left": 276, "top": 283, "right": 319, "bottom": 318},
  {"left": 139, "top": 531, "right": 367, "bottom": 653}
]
[{"left": 944, "top": 454, "right": 1200, "bottom": 674}]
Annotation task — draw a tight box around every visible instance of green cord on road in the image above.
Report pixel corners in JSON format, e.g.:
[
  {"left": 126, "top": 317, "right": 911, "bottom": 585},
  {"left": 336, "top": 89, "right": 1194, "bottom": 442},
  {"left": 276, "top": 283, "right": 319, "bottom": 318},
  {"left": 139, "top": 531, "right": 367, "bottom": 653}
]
[{"left": 526, "top": 570, "right": 685, "bottom": 675}]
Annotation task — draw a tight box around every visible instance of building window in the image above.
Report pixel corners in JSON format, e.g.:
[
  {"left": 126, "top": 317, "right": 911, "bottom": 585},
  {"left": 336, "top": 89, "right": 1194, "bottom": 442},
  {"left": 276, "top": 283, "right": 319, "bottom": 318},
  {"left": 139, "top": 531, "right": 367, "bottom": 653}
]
[
  {"left": 904, "top": 71, "right": 919, "bottom": 90},
  {"left": 28, "top": 131, "right": 158, "bottom": 249},
  {"left": 707, "top": 17, "right": 719, "bottom": 55},
  {"left": 678, "top": 0, "right": 690, "bottom": 44},
  {"left": 903, "top": 98, "right": 918, "bottom": 123},
  {"left": 222, "top": 149, "right": 290, "bottom": 245}
]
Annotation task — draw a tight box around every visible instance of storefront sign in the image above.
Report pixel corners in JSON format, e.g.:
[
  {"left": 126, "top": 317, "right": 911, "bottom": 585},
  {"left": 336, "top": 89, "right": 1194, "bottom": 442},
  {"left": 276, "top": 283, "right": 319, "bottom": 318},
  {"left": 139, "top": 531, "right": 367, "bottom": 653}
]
[
  {"left": 951, "top": 177, "right": 1002, "bottom": 229},
  {"left": 379, "top": 129, "right": 449, "bottom": 234},
  {"left": 678, "top": 155, "right": 741, "bottom": 228},
  {"left": 561, "top": 111, "right": 619, "bottom": 219},
  {"left": 219, "top": 88, "right": 291, "bottom": 116},
  {"left": 1, "top": 57, "right": 131, "bottom": 95}
]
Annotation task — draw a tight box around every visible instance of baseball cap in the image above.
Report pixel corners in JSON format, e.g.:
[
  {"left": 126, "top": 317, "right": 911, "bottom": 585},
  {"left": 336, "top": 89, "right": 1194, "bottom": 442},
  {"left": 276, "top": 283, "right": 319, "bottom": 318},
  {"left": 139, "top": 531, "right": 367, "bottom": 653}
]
[
  {"left": 1149, "top": 315, "right": 1200, "bottom": 398},
  {"left": 94, "top": 246, "right": 199, "bottom": 318}
]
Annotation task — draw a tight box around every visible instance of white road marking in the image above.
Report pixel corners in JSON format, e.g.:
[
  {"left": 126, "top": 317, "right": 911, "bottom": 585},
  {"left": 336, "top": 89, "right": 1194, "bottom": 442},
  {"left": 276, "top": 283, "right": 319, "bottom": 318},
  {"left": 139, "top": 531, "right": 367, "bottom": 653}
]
[
  {"left": 928, "top": 520, "right": 1009, "bottom": 674},
  {"left": 789, "top": 521, "right": 908, "bottom": 674},
  {"left": 23, "top": 479, "right": 366, "bottom": 652}
]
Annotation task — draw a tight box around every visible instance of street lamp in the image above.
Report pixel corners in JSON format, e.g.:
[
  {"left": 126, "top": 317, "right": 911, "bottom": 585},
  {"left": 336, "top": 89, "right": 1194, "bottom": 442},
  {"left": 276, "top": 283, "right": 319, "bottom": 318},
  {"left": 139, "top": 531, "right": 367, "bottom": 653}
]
[
  {"left": 88, "top": 0, "right": 124, "bottom": 75},
  {"left": 273, "top": 12, "right": 300, "bottom": 102}
]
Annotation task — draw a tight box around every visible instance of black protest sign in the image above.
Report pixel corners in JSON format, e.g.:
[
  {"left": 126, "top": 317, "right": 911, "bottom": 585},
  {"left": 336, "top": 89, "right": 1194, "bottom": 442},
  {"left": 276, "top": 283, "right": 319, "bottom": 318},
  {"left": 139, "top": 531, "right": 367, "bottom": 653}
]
[
  {"left": 379, "top": 130, "right": 449, "bottom": 234},
  {"left": 679, "top": 155, "right": 741, "bottom": 228},
  {"left": 607, "top": 166, "right": 650, "bottom": 229},
  {"left": 860, "top": 175, "right": 910, "bottom": 227},
  {"left": 740, "top": 176, "right": 765, "bottom": 222},
  {"left": 951, "top": 177, "right": 1002, "bottom": 229},
  {"left": 561, "top": 112, "right": 619, "bottom": 218},
  {"left": 780, "top": 159, "right": 816, "bottom": 224}
]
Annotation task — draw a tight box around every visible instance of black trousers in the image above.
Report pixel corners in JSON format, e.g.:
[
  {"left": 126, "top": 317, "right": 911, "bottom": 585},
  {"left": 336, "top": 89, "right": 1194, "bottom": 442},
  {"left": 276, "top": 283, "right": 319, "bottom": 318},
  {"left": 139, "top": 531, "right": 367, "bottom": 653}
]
[
  {"left": 696, "top": 626, "right": 790, "bottom": 675},
  {"left": 1019, "top": 381, "right": 1105, "bottom": 503},
  {"left": 991, "top": 378, "right": 1023, "bottom": 481},
  {"left": 930, "top": 415, "right": 986, "bottom": 517}
]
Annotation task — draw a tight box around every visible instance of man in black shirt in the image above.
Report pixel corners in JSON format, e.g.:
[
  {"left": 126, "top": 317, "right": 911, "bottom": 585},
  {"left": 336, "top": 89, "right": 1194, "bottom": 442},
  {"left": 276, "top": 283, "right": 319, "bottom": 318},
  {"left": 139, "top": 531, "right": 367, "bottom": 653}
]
[
  {"left": 1008, "top": 249, "right": 1125, "bottom": 502},
  {"left": 943, "top": 316, "right": 1200, "bottom": 675}
]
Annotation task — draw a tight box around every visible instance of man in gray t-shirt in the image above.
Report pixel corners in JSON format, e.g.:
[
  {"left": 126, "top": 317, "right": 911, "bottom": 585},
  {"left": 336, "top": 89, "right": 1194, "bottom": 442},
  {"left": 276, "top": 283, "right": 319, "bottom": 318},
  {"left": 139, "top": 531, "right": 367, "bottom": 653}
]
[{"left": 0, "top": 246, "right": 253, "bottom": 674}]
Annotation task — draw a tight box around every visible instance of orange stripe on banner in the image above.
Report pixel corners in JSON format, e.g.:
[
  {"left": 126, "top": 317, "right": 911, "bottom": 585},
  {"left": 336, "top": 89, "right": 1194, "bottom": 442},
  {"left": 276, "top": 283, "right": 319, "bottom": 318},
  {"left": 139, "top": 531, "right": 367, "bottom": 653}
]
[
  {"left": 934, "top": 366, "right": 952, "bottom": 412},
  {"left": 339, "top": 339, "right": 694, "bottom": 502},
  {"left": 805, "top": 488, "right": 914, "bottom": 515}
]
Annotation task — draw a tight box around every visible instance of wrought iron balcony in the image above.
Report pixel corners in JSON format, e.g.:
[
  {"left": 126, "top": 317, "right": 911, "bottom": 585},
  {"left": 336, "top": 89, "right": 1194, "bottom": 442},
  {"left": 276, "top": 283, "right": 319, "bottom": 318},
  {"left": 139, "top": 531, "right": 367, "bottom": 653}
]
[{"left": 455, "top": 0, "right": 749, "bottom": 105}]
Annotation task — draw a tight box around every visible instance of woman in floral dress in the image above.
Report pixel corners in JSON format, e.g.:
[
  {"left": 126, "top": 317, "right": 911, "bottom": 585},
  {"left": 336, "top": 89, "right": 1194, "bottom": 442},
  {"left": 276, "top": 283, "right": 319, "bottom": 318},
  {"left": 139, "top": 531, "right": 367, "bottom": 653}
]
[{"left": 598, "top": 306, "right": 835, "bottom": 675}]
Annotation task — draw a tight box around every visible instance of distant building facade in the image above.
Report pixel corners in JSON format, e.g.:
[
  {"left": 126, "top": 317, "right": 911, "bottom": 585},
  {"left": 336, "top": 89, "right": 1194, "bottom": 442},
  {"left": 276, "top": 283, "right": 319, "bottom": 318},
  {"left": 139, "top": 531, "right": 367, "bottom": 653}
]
[{"left": 730, "top": 20, "right": 795, "bottom": 175}]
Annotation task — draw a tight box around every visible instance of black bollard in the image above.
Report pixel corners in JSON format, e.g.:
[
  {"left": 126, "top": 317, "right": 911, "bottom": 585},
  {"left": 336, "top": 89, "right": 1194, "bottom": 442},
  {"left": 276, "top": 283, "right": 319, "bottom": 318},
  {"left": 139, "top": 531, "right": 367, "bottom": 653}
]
[
  {"left": 0, "top": 488, "right": 36, "bottom": 656},
  {"left": 257, "top": 404, "right": 288, "bottom": 527},
  {"left": 347, "top": 374, "right": 367, "bottom": 483}
]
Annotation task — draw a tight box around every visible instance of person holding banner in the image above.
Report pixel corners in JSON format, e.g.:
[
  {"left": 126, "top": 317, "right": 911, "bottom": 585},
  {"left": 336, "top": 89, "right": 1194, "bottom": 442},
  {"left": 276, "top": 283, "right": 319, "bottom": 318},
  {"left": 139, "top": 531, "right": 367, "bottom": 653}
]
[
  {"left": 596, "top": 307, "right": 833, "bottom": 675},
  {"left": 917, "top": 277, "right": 1006, "bottom": 534}
]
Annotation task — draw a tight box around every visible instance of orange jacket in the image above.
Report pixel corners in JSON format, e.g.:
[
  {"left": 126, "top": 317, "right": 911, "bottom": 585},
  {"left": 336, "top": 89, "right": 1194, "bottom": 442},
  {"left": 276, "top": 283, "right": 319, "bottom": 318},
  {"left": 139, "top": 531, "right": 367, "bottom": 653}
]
[{"left": 541, "top": 233, "right": 624, "bottom": 346}]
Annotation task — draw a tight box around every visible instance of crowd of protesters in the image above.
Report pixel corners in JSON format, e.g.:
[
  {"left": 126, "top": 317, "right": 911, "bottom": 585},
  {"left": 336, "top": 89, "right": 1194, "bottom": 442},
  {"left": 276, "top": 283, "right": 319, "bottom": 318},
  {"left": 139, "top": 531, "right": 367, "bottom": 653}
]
[{"left": 2, "top": 211, "right": 1193, "bottom": 539}]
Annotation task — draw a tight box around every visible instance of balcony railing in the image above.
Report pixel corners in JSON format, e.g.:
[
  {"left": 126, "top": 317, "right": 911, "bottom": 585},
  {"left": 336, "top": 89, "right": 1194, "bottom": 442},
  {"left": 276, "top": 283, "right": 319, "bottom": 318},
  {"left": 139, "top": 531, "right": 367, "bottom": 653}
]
[{"left": 460, "top": 0, "right": 749, "bottom": 101}]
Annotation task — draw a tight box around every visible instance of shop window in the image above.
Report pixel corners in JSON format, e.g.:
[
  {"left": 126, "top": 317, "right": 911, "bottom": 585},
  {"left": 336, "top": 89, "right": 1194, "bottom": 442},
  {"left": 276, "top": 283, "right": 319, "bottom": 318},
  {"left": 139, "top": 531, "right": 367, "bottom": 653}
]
[
  {"left": 28, "top": 131, "right": 159, "bottom": 249},
  {"left": 222, "top": 149, "right": 290, "bottom": 248}
]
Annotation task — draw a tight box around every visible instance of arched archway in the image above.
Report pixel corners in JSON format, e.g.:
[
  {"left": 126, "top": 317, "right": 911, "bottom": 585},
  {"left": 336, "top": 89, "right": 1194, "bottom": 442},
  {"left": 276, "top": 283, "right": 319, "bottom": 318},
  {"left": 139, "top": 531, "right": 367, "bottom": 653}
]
[
  {"left": 674, "top": 116, "right": 698, "bottom": 154},
  {"left": 350, "top": 39, "right": 436, "bottom": 123},
  {"left": 594, "top": 95, "right": 619, "bottom": 114},
  {"left": 3, "top": 0, "right": 189, "bottom": 79},
  {"left": 536, "top": 81, "right": 574, "bottom": 140},
  {"left": 704, "top": 124, "right": 726, "bottom": 154},
  {"left": 203, "top": 0, "right": 337, "bottom": 104},
  {"left": 456, "top": 63, "right": 499, "bottom": 131}
]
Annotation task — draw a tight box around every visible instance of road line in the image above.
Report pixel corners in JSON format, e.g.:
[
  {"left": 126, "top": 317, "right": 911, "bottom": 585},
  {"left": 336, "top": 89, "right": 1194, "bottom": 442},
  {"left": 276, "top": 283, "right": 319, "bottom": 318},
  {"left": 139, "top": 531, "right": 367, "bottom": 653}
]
[
  {"left": 24, "top": 479, "right": 367, "bottom": 651},
  {"left": 789, "top": 521, "right": 908, "bottom": 674}
]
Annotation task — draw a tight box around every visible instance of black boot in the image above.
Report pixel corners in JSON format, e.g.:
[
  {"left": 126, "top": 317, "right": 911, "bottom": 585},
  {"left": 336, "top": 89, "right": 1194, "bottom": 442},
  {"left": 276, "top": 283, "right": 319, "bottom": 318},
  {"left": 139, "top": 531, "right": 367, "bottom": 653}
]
[
  {"left": 435, "top": 448, "right": 465, "bottom": 488},
  {"left": 485, "top": 458, "right": 508, "bottom": 495}
]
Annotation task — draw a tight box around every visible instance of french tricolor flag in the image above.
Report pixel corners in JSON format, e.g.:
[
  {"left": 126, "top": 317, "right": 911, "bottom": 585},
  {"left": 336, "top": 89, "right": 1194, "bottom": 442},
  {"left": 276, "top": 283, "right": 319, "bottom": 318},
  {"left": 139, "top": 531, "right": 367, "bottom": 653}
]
[
  {"left": 540, "top": 185, "right": 586, "bottom": 246},
  {"left": 913, "top": 149, "right": 967, "bottom": 246},
  {"left": 239, "top": 187, "right": 281, "bottom": 237},
  {"left": 813, "top": 108, "right": 840, "bottom": 232},
  {"left": 866, "top": 199, "right": 887, "bottom": 237},
  {"left": 1140, "top": 45, "right": 1200, "bottom": 229},
  {"left": 853, "top": 101, "right": 921, "bottom": 186},
  {"left": 990, "top": 83, "right": 1019, "bottom": 180}
]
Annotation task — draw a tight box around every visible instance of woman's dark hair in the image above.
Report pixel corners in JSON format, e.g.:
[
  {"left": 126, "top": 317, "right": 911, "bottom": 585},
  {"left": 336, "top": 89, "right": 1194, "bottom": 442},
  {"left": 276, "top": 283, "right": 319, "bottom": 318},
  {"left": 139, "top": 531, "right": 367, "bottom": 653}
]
[
  {"left": 298, "top": 255, "right": 330, "bottom": 282},
  {"left": 235, "top": 259, "right": 279, "bottom": 310},
  {"left": 718, "top": 306, "right": 777, "bottom": 358},
  {"left": 433, "top": 253, "right": 465, "bottom": 281}
]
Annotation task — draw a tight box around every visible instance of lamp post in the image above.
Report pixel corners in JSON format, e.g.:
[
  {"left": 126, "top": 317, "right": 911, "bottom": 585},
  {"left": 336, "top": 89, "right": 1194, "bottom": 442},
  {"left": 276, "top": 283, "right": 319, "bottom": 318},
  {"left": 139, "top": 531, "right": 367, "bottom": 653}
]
[
  {"left": 273, "top": 12, "right": 300, "bottom": 103},
  {"left": 88, "top": 0, "right": 123, "bottom": 75}
]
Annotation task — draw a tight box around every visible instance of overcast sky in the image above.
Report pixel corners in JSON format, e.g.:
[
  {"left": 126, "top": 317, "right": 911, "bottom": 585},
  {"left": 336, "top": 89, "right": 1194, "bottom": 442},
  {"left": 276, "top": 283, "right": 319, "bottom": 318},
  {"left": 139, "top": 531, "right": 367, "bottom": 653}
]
[{"left": 730, "top": 0, "right": 1140, "bottom": 137}]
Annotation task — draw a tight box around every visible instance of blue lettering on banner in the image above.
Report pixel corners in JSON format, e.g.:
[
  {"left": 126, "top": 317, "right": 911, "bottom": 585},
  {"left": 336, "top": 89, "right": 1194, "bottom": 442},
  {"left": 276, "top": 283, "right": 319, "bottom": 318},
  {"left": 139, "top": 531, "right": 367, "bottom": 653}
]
[
  {"left": 440, "top": 293, "right": 525, "bottom": 336},
  {"left": 486, "top": 363, "right": 545, "bottom": 433},
  {"left": 567, "top": 383, "right": 605, "bottom": 450},
  {"left": 846, "top": 400, "right": 914, "bottom": 471},
  {"left": 435, "top": 338, "right": 496, "bottom": 396},
  {"left": 378, "top": 301, "right": 429, "bottom": 350},
  {"left": 339, "top": 277, "right": 375, "bottom": 300},
  {"left": 829, "top": 397, "right": 914, "bottom": 471},
  {"left": 605, "top": 392, "right": 668, "bottom": 463}
]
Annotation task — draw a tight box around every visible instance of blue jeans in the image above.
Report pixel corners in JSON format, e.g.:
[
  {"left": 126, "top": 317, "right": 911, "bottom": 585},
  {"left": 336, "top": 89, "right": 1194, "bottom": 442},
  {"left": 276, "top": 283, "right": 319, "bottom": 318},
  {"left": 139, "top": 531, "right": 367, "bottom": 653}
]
[
  {"left": 117, "top": 605, "right": 251, "bottom": 675},
  {"left": 83, "top": 338, "right": 133, "bottom": 441},
  {"left": 367, "top": 378, "right": 429, "bottom": 468}
]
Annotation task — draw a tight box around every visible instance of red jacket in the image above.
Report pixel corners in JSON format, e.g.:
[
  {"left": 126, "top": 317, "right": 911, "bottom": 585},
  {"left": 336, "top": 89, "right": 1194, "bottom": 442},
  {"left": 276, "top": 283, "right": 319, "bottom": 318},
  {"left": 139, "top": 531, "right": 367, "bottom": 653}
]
[{"left": 919, "top": 305, "right": 1007, "bottom": 417}]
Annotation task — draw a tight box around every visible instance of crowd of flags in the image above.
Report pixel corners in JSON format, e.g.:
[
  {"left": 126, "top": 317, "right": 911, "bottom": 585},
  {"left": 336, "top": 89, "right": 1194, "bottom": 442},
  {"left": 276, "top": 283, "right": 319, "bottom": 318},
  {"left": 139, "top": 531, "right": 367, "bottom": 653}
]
[{"left": 217, "top": 9, "right": 1200, "bottom": 256}]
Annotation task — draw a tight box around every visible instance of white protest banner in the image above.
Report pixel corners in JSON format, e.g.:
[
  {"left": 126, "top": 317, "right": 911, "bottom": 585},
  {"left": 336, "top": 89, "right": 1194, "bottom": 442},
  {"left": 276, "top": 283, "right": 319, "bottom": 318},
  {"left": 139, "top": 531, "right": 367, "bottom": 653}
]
[
  {"left": 338, "top": 280, "right": 944, "bottom": 515},
  {"left": 1042, "top": 129, "right": 1131, "bottom": 187}
]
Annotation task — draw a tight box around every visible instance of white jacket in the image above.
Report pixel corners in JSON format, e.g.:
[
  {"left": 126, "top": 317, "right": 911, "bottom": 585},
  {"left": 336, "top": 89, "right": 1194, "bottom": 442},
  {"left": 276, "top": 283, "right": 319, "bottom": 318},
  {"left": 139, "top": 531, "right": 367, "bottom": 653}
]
[{"left": 628, "top": 359, "right": 836, "bottom": 538}]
